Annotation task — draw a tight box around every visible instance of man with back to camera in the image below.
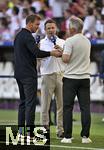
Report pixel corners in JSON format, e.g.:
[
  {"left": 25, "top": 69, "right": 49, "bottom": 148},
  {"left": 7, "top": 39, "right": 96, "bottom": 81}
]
[
  {"left": 61, "top": 16, "right": 92, "bottom": 143},
  {"left": 14, "top": 14, "right": 62, "bottom": 141},
  {"left": 39, "top": 19, "right": 65, "bottom": 138}
]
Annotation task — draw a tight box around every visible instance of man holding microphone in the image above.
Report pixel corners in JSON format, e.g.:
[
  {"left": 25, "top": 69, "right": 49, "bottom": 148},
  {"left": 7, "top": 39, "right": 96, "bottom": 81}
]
[{"left": 40, "top": 19, "right": 65, "bottom": 138}]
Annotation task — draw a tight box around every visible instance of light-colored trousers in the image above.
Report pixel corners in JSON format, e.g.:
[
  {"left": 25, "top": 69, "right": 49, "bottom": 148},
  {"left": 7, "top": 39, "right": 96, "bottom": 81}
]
[{"left": 40, "top": 73, "right": 63, "bottom": 134}]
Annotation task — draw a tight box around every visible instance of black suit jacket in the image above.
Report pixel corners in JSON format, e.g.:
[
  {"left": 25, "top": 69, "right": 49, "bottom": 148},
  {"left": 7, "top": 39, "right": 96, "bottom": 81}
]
[{"left": 14, "top": 28, "right": 50, "bottom": 79}]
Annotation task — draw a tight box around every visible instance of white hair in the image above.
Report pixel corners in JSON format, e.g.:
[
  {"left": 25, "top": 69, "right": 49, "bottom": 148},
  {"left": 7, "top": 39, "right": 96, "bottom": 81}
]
[{"left": 69, "top": 16, "right": 84, "bottom": 32}]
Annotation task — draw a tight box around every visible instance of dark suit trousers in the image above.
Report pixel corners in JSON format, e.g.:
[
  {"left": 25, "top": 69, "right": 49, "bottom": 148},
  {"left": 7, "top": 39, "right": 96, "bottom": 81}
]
[
  {"left": 16, "top": 77, "right": 37, "bottom": 127},
  {"left": 63, "top": 77, "right": 91, "bottom": 138}
]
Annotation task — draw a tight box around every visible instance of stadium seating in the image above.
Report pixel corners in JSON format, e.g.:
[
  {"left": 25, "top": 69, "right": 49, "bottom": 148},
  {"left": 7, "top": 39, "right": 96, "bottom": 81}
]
[{"left": 0, "top": 61, "right": 104, "bottom": 100}]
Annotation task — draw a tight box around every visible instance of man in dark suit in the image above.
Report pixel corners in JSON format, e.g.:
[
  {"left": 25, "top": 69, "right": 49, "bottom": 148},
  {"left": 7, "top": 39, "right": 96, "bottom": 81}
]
[{"left": 14, "top": 14, "right": 62, "bottom": 140}]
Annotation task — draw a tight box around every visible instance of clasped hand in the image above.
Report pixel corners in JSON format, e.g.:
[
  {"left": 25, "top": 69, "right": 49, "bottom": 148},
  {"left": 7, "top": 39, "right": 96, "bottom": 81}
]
[
  {"left": 50, "top": 45, "right": 63, "bottom": 57},
  {"left": 51, "top": 49, "right": 62, "bottom": 57},
  {"left": 54, "top": 45, "right": 63, "bottom": 51}
]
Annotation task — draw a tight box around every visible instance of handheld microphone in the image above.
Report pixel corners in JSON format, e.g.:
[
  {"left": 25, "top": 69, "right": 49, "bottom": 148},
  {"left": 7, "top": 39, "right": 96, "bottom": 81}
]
[
  {"left": 50, "top": 35, "right": 56, "bottom": 45},
  {"left": 35, "top": 35, "right": 40, "bottom": 44},
  {"left": 50, "top": 35, "right": 63, "bottom": 76}
]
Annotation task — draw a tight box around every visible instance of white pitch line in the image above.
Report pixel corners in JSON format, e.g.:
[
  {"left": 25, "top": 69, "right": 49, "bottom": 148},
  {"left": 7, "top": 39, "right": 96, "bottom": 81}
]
[
  {"left": 50, "top": 144, "right": 104, "bottom": 150},
  {"left": 0, "top": 142, "right": 104, "bottom": 150}
]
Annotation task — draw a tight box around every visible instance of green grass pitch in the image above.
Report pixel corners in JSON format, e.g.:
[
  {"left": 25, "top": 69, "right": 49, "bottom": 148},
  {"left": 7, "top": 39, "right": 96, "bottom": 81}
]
[{"left": 0, "top": 109, "right": 104, "bottom": 150}]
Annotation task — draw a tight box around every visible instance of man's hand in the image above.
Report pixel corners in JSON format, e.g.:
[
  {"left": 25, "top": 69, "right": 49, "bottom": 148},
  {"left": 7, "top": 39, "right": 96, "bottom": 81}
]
[
  {"left": 50, "top": 49, "right": 62, "bottom": 57},
  {"left": 54, "top": 45, "right": 63, "bottom": 51}
]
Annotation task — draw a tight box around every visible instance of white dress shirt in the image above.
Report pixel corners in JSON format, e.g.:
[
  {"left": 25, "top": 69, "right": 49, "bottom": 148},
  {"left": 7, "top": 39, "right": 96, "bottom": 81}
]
[{"left": 40, "top": 36, "right": 65, "bottom": 75}]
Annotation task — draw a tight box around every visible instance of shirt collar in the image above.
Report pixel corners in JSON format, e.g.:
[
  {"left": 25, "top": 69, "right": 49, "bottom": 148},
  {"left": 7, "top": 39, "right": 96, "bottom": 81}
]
[{"left": 22, "top": 28, "right": 32, "bottom": 34}]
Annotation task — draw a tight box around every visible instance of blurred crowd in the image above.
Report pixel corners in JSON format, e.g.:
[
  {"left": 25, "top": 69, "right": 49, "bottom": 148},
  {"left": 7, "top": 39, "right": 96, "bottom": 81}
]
[{"left": 0, "top": 0, "right": 104, "bottom": 42}]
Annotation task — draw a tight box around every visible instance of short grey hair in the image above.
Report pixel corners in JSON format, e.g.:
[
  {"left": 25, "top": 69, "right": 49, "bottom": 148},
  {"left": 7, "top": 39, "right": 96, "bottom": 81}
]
[{"left": 69, "top": 16, "right": 83, "bottom": 32}]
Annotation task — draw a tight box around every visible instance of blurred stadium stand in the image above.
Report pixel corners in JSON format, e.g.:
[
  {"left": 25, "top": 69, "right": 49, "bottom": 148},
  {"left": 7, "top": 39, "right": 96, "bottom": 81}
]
[{"left": 0, "top": 0, "right": 104, "bottom": 113}]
